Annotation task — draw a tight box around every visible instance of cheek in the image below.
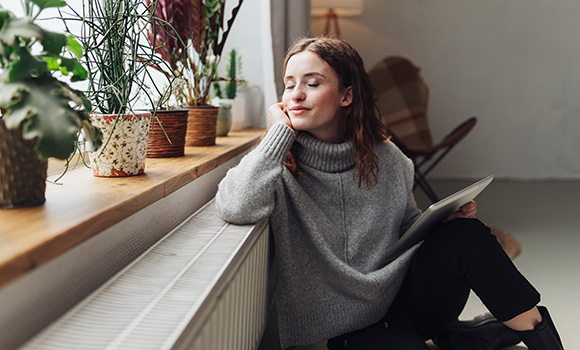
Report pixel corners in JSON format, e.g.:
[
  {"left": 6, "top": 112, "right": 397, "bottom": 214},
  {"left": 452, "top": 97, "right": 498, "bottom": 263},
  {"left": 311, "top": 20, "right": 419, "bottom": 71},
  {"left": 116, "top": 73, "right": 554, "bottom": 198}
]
[{"left": 281, "top": 91, "right": 291, "bottom": 108}]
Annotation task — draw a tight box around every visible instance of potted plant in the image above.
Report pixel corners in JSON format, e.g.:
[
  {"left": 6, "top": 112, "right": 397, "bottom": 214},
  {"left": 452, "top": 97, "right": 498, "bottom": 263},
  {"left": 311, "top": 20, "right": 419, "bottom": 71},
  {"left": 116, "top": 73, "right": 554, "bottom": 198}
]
[
  {"left": 213, "top": 47, "right": 245, "bottom": 134},
  {"left": 0, "top": 0, "right": 102, "bottom": 209},
  {"left": 147, "top": 0, "right": 244, "bottom": 146},
  {"left": 144, "top": 83, "right": 189, "bottom": 158},
  {"left": 62, "top": 0, "right": 163, "bottom": 176},
  {"left": 142, "top": 2, "right": 193, "bottom": 158}
]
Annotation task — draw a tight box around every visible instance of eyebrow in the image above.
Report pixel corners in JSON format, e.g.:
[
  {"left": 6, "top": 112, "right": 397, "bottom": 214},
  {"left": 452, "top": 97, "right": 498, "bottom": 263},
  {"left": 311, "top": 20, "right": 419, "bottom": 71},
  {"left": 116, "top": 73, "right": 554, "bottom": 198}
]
[{"left": 284, "top": 72, "right": 326, "bottom": 81}]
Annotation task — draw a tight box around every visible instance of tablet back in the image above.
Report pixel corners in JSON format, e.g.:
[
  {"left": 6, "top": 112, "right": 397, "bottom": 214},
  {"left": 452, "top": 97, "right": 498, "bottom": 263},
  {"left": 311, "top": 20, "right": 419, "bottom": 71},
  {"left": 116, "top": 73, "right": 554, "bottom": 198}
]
[{"left": 383, "top": 175, "right": 494, "bottom": 265}]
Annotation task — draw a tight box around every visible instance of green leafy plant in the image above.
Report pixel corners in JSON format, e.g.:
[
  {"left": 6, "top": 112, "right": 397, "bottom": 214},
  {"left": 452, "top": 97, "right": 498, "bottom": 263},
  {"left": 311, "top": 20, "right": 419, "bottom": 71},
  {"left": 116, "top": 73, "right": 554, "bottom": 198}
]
[
  {"left": 61, "top": 0, "right": 165, "bottom": 115},
  {"left": 147, "top": 0, "right": 244, "bottom": 107},
  {"left": 0, "top": 0, "right": 101, "bottom": 160},
  {"left": 213, "top": 47, "right": 244, "bottom": 99}
]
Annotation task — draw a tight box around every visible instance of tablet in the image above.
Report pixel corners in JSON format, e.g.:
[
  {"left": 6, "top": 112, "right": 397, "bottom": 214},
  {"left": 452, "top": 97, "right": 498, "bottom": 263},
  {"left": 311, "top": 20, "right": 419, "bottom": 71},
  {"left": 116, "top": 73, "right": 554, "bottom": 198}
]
[{"left": 383, "top": 175, "right": 494, "bottom": 265}]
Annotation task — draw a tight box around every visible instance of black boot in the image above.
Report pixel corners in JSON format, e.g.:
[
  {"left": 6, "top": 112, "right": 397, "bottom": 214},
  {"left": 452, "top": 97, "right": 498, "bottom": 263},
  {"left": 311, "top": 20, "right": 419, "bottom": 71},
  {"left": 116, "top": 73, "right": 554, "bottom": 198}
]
[
  {"left": 516, "top": 306, "right": 563, "bottom": 350},
  {"left": 432, "top": 312, "right": 521, "bottom": 350}
]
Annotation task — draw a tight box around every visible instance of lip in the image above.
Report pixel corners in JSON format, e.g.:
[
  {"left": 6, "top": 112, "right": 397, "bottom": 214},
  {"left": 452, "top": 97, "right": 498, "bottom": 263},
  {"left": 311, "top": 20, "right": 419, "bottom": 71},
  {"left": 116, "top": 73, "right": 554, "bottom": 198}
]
[{"left": 288, "top": 105, "right": 311, "bottom": 114}]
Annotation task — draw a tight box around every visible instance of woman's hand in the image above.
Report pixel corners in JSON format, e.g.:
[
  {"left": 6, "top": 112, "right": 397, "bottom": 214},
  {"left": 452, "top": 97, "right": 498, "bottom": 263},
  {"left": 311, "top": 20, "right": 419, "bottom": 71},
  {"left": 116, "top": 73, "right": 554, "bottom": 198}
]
[
  {"left": 268, "top": 102, "right": 293, "bottom": 129},
  {"left": 444, "top": 200, "right": 477, "bottom": 222}
]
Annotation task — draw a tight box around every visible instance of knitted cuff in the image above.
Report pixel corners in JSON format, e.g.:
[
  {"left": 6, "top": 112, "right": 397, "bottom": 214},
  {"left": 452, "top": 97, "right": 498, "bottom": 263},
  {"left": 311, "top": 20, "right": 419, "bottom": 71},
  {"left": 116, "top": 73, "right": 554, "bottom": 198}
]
[{"left": 256, "top": 122, "right": 295, "bottom": 163}]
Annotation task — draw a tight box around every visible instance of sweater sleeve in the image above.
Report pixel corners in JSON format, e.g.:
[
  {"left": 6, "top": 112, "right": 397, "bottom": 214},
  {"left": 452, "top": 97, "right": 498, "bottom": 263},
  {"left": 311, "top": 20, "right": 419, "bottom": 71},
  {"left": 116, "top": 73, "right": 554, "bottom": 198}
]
[{"left": 215, "top": 122, "right": 296, "bottom": 225}]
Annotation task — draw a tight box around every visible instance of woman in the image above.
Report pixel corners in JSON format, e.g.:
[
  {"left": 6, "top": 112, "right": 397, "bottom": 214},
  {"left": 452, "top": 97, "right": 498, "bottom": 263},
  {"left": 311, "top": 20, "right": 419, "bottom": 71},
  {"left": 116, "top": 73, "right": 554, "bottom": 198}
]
[{"left": 215, "top": 37, "right": 563, "bottom": 350}]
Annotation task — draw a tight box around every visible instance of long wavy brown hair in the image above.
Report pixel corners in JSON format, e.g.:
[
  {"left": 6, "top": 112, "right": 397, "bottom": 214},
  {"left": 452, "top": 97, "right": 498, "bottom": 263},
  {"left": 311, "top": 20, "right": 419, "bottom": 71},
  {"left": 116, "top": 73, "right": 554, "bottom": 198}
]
[{"left": 283, "top": 37, "right": 388, "bottom": 189}]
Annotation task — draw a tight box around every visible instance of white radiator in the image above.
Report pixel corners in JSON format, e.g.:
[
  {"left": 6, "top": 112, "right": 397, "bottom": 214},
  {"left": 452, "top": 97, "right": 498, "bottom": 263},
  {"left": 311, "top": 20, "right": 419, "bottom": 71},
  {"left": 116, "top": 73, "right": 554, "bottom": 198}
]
[{"left": 20, "top": 200, "right": 273, "bottom": 350}]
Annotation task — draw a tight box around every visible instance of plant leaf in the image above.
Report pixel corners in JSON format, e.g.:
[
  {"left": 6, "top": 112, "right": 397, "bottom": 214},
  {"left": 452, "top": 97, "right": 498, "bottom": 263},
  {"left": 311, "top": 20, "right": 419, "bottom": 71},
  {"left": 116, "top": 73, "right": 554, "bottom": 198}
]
[
  {"left": 41, "top": 30, "right": 67, "bottom": 55},
  {"left": 44, "top": 56, "right": 60, "bottom": 70},
  {"left": 0, "top": 11, "right": 12, "bottom": 30},
  {"left": 189, "top": 0, "right": 204, "bottom": 54},
  {"left": 9, "top": 47, "right": 47, "bottom": 80},
  {"left": 0, "top": 17, "right": 45, "bottom": 46},
  {"left": 214, "top": 0, "right": 244, "bottom": 57},
  {"left": 81, "top": 118, "right": 102, "bottom": 152},
  {"left": 0, "top": 75, "right": 92, "bottom": 159},
  {"left": 29, "top": 0, "right": 67, "bottom": 10},
  {"left": 66, "top": 34, "right": 83, "bottom": 58},
  {"left": 42, "top": 54, "right": 87, "bottom": 81},
  {"left": 58, "top": 56, "right": 87, "bottom": 81}
]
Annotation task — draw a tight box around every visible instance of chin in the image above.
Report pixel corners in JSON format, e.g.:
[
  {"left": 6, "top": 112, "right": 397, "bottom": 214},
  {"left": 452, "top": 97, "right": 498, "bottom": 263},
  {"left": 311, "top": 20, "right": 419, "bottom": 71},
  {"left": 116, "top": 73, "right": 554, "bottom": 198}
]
[{"left": 288, "top": 117, "right": 306, "bottom": 130}]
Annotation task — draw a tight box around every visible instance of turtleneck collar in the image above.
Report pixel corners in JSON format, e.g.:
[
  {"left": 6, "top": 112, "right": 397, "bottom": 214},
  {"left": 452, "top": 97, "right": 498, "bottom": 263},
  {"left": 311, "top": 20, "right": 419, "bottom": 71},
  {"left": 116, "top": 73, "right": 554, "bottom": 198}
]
[{"left": 295, "top": 132, "right": 356, "bottom": 173}]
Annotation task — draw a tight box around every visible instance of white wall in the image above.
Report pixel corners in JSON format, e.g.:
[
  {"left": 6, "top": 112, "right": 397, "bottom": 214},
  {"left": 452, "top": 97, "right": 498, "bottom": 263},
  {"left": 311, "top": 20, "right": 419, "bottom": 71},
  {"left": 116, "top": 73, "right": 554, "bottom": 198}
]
[
  {"left": 219, "top": 0, "right": 278, "bottom": 128},
  {"left": 312, "top": 0, "right": 580, "bottom": 180}
]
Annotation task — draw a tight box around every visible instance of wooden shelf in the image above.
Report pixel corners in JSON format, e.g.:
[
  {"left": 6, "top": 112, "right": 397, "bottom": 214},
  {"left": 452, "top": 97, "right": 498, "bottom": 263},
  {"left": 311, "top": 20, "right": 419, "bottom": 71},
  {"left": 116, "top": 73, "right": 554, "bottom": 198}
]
[{"left": 0, "top": 129, "right": 265, "bottom": 288}]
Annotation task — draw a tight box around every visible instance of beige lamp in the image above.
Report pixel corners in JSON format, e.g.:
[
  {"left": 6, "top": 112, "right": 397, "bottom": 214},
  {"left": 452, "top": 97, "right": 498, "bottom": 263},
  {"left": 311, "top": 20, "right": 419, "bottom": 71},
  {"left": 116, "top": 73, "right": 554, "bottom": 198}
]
[{"left": 311, "top": 0, "right": 364, "bottom": 37}]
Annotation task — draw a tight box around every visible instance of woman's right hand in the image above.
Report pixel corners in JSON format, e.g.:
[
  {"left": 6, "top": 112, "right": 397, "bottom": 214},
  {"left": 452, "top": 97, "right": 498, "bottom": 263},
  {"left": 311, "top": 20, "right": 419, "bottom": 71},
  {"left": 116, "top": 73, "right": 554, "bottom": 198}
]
[{"left": 268, "top": 102, "right": 293, "bottom": 129}]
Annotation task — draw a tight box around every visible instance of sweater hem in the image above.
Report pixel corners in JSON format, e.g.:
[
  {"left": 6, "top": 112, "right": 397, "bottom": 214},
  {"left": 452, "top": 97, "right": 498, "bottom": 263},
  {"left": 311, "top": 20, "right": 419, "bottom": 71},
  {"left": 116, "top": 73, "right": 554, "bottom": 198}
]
[{"left": 278, "top": 299, "right": 391, "bottom": 349}]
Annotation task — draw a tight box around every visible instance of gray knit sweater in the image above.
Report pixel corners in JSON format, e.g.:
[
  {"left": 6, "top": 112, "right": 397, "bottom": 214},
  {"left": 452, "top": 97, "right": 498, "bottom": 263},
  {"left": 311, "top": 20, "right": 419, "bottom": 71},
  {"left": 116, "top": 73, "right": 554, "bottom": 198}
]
[{"left": 215, "top": 123, "right": 422, "bottom": 349}]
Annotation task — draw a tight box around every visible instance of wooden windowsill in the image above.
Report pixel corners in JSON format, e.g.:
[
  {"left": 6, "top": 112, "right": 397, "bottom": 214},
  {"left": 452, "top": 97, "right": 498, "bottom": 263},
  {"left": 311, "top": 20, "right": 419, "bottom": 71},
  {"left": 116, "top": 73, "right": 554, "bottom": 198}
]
[{"left": 0, "top": 129, "right": 265, "bottom": 288}]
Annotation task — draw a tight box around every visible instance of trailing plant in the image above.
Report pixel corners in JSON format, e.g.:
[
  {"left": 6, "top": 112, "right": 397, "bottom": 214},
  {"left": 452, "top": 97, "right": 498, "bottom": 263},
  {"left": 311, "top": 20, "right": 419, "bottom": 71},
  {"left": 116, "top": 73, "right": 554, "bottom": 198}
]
[
  {"left": 213, "top": 47, "right": 244, "bottom": 99},
  {"left": 147, "top": 0, "right": 244, "bottom": 107},
  {"left": 0, "top": 0, "right": 101, "bottom": 160}
]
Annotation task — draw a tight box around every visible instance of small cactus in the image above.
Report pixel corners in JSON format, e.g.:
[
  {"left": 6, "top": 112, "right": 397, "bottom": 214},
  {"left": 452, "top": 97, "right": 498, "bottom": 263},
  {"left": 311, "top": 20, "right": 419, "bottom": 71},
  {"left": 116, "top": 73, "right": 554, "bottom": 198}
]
[
  {"left": 212, "top": 48, "right": 244, "bottom": 100},
  {"left": 225, "top": 49, "right": 241, "bottom": 99}
]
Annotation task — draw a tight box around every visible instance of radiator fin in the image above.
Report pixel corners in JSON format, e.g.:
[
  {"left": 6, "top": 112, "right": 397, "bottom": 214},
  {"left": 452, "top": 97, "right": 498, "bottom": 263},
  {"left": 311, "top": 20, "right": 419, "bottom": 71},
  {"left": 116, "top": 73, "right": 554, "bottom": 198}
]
[{"left": 20, "top": 200, "right": 271, "bottom": 350}]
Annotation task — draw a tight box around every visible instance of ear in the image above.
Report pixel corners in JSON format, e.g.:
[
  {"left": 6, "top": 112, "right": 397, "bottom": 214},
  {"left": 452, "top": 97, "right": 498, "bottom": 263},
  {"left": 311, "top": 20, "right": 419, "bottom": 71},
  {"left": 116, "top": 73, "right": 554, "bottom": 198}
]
[{"left": 341, "top": 86, "right": 353, "bottom": 107}]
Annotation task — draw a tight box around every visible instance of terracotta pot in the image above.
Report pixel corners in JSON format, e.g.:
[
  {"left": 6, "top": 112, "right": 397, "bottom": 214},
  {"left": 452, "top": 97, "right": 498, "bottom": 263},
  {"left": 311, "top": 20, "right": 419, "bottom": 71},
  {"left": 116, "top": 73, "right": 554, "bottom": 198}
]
[
  {"left": 89, "top": 113, "right": 152, "bottom": 177},
  {"left": 184, "top": 106, "right": 219, "bottom": 146},
  {"left": 146, "top": 109, "right": 189, "bottom": 158},
  {"left": 0, "top": 120, "right": 48, "bottom": 209}
]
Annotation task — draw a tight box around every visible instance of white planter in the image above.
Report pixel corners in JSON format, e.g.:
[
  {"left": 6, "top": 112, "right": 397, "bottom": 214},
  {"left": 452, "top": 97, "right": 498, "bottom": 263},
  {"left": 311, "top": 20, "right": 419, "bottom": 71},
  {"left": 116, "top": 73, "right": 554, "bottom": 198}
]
[
  {"left": 214, "top": 98, "right": 245, "bottom": 131},
  {"left": 89, "top": 113, "right": 152, "bottom": 177}
]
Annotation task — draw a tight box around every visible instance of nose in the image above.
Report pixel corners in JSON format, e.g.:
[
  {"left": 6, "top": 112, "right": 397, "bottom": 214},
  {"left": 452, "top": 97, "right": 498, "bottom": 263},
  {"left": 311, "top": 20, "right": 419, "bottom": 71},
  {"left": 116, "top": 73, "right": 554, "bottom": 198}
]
[{"left": 291, "top": 85, "right": 306, "bottom": 101}]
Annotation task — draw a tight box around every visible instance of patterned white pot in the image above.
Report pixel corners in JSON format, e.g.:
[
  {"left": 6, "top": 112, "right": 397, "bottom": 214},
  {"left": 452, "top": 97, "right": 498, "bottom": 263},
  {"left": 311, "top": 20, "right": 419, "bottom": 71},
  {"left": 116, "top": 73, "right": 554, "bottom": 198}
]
[{"left": 89, "top": 113, "right": 152, "bottom": 177}]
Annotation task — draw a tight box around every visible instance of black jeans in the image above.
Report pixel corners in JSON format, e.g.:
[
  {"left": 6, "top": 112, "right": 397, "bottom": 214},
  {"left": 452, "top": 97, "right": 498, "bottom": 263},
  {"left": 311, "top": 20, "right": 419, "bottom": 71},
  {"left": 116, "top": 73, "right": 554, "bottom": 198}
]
[{"left": 327, "top": 218, "right": 541, "bottom": 350}]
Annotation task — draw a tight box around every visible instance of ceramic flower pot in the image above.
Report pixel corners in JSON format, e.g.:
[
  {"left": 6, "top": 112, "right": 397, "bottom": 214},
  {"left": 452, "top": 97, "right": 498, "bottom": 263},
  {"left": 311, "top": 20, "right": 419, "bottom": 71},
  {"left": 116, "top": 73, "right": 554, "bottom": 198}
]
[
  {"left": 0, "top": 120, "right": 48, "bottom": 209},
  {"left": 89, "top": 113, "right": 152, "bottom": 177},
  {"left": 216, "top": 103, "right": 232, "bottom": 137},
  {"left": 214, "top": 98, "right": 245, "bottom": 131},
  {"left": 146, "top": 109, "right": 189, "bottom": 158}
]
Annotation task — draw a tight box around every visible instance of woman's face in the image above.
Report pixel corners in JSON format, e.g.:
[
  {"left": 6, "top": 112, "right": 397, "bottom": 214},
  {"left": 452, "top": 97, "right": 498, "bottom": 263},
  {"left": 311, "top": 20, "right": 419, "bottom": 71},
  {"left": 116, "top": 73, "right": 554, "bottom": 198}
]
[{"left": 282, "top": 51, "right": 352, "bottom": 143}]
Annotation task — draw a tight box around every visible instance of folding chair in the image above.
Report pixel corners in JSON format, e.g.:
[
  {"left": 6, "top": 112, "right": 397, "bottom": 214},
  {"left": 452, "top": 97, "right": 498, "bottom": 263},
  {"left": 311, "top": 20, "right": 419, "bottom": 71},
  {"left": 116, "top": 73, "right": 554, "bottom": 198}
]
[{"left": 368, "top": 56, "right": 477, "bottom": 202}]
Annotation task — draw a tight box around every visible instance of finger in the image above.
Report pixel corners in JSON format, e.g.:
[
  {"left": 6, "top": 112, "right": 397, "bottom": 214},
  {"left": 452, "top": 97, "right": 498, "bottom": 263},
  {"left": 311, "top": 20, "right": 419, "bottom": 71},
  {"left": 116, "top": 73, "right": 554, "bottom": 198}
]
[
  {"left": 462, "top": 200, "right": 477, "bottom": 212},
  {"left": 268, "top": 103, "right": 292, "bottom": 127},
  {"left": 445, "top": 206, "right": 476, "bottom": 222}
]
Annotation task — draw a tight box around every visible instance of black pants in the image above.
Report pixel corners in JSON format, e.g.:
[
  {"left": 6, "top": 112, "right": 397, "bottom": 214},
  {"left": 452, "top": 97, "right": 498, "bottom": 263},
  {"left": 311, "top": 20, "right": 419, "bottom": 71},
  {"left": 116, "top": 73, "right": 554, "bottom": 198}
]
[{"left": 327, "top": 218, "right": 541, "bottom": 350}]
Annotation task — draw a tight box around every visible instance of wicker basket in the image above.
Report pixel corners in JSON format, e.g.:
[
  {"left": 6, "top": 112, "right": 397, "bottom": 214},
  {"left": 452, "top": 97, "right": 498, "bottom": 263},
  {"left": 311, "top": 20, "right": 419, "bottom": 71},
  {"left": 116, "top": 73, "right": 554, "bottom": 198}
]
[
  {"left": 0, "top": 120, "right": 48, "bottom": 209},
  {"left": 184, "top": 106, "right": 219, "bottom": 146},
  {"left": 146, "top": 109, "right": 189, "bottom": 158}
]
